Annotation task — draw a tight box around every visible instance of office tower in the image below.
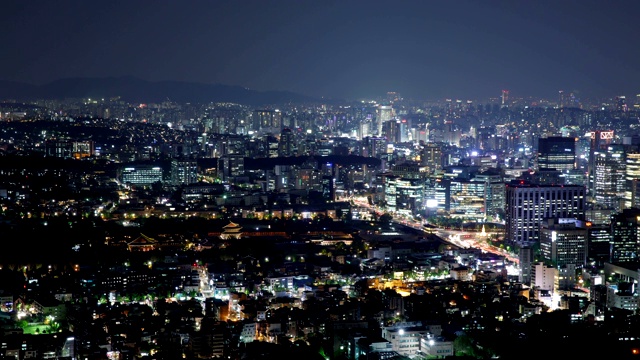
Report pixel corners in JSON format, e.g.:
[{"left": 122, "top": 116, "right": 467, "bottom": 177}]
[
  {"left": 277, "top": 128, "right": 296, "bottom": 157},
  {"left": 382, "top": 119, "right": 401, "bottom": 143},
  {"left": 171, "top": 158, "right": 198, "bottom": 186},
  {"left": 558, "top": 90, "right": 565, "bottom": 108},
  {"left": 321, "top": 175, "right": 335, "bottom": 202},
  {"left": 625, "top": 150, "right": 640, "bottom": 209},
  {"left": 399, "top": 119, "right": 410, "bottom": 143},
  {"left": 253, "top": 109, "right": 282, "bottom": 131},
  {"left": 537, "top": 136, "right": 576, "bottom": 172},
  {"left": 358, "top": 121, "right": 371, "bottom": 140},
  {"left": 610, "top": 208, "right": 640, "bottom": 264},
  {"left": 119, "top": 163, "right": 164, "bottom": 186},
  {"left": 263, "top": 135, "right": 279, "bottom": 158},
  {"left": 449, "top": 179, "right": 485, "bottom": 220},
  {"left": 45, "top": 139, "right": 73, "bottom": 158},
  {"left": 424, "top": 177, "right": 450, "bottom": 214},
  {"left": 501, "top": 90, "right": 509, "bottom": 106},
  {"left": 519, "top": 246, "right": 535, "bottom": 285},
  {"left": 505, "top": 181, "right": 585, "bottom": 246},
  {"left": 421, "top": 142, "right": 443, "bottom": 173},
  {"left": 586, "top": 222, "right": 612, "bottom": 269},
  {"left": 218, "top": 156, "right": 244, "bottom": 182},
  {"left": 472, "top": 169, "right": 506, "bottom": 221},
  {"left": 390, "top": 178, "right": 424, "bottom": 216},
  {"left": 593, "top": 144, "right": 626, "bottom": 211},
  {"left": 476, "top": 126, "right": 496, "bottom": 151},
  {"left": 377, "top": 105, "right": 393, "bottom": 136},
  {"left": 391, "top": 162, "right": 428, "bottom": 179},
  {"left": 363, "top": 136, "right": 386, "bottom": 159},
  {"left": 539, "top": 218, "right": 588, "bottom": 268},
  {"left": 588, "top": 130, "right": 614, "bottom": 195}
]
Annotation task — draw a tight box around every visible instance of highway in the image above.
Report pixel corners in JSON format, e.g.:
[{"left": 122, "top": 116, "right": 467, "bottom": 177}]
[{"left": 349, "top": 196, "right": 519, "bottom": 265}]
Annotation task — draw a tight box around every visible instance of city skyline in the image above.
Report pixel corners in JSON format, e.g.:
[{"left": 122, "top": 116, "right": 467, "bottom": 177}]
[{"left": 3, "top": 0, "right": 640, "bottom": 101}]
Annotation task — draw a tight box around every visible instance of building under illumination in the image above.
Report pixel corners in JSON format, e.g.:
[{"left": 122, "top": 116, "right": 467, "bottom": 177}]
[
  {"left": 539, "top": 218, "right": 588, "bottom": 268},
  {"left": 593, "top": 144, "right": 626, "bottom": 211},
  {"left": 381, "top": 324, "right": 428, "bottom": 357},
  {"left": 505, "top": 181, "right": 585, "bottom": 246},
  {"left": 119, "top": 164, "right": 164, "bottom": 186},
  {"left": 536, "top": 136, "right": 576, "bottom": 173}
]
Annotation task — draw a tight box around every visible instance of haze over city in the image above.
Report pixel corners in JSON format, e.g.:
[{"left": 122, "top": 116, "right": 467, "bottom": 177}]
[{"left": 3, "top": 0, "right": 640, "bottom": 101}]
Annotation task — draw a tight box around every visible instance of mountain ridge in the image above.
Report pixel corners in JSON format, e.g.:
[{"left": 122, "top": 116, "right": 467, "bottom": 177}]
[{"left": 0, "top": 76, "right": 325, "bottom": 106}]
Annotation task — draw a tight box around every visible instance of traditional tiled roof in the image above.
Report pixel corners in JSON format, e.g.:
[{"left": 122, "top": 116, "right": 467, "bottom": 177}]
[
  {"left": 223, "top": 222, "right": 241, "bottom": 229},
  {"left": 128, "top": 233, "right": 157, "bottom": 246}
]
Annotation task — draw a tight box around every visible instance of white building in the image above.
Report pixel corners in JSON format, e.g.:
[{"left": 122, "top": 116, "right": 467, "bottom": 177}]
[
  {"left": 239, "top": 323, "right": 257, "bottom": 343},
  {"left": 419, "top": 335, "right": 454, "bottom": 359},
  {"left": 532, "top": 262, "right": 557, "bottom": 293},
  {"left": 381, "top": 323, "right": 428, "bottom": 357}
]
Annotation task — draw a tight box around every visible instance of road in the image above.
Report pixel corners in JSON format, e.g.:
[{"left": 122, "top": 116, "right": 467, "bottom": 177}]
[{"left": 349, "top": 196, "right": 519, "bottom": 265}]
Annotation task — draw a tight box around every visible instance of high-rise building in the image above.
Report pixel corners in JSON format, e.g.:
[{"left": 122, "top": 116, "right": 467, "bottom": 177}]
[
  {"left": 171, "top": 158, "right": 198, "bottom": 186},
  {"left": 539, "top": 218, "right": 588, "bottom": 268},
  {"left": 625, "top": 150, "right": 640, "bottom": 209},
  {"left": 377, "top": 105, "right": 393, "bottom": 136},
  {"left": 558, "top": 90, "right": 565, "bottom": 108},
  {"left": 472, "top": 170, "right": 506, "bottom": 221},
  {"left": 537, "top": 136, "right": 576, "bottom": 172},
  {"left": 382, "top": 119, "right": 401, "bottom": 143},
  {"left": 449, "top": 179, "right": 485, "bottom": 220},
  {"left": 421, "top": 142, "right": 443, "bottom": 173},
  {"left": 253, "top": 109, "right": 282, "bottom": 131},
  {"left": 593, "top": 144, "right": 626, "bottom": 211},
  {"left": 588, "top": 130, "right": 614, "bottom": 195},
  {"left": 501, "top": 90, "right": 509, "bottom": 107},
  {"left": 119, "top": 163, "right": 164, "bottom": 186},
  {"left": 363, "top": 136, "right": 386, "bottom": 159},
  {"left": 610, "top": 208, "right": 640, "bottom": 264},
  {"left": 586, "top": 222, "right": 611, "bottom": 269},
  {"left": 392, "top": 178, "right": 424, "bottom": 216},
  {"left": 519, "top": 245, "right": 535, "bottom": 285},
  {"left": 505, "top": 181, "right": 585, "bottom": 246},
  {"left": 277, "top": 128, "right": 296, "bottom": 157}
]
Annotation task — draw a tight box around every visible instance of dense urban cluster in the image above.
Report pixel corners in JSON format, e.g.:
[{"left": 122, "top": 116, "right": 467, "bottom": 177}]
[{"left": 1, "top": 91, "right": 640, "bottom": 359}]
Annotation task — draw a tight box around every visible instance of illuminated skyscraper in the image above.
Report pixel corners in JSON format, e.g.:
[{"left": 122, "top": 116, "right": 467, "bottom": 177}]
[
  {"left": 505, "top": 181, "right": 585, "bottom": 246},
  {"left": 593, "top": 144, "right": 626, "bottom": 211},
  {"left": 536, "top": 136, "right": 576, "bottom": 173},
  {"left": 377, "top": 105, "right": 393, "bottom": 136},
  {"left": 588, "top": 130, "right": 614, "bottom": 195},
  {"left": 171, "top": 158, "right": 198, "bottom": 186},
  {"left": 421, "top": 142, "right": 443, "bottom": 173},
  {"left": 539, "top": 218, "right": 588, "bottom": 268}
]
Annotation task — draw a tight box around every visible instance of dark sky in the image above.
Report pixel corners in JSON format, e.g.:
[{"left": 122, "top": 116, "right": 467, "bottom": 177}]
[{"left": 3, "top": 0, "right": 640, "bottom": 101}]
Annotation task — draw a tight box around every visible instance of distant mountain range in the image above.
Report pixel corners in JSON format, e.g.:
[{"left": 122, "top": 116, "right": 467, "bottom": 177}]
[{"left": 0, "top": 76, "right": 322, "bottom": 106}]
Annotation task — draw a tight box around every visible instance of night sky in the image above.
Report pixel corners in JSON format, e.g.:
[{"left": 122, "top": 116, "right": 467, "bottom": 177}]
[{"left": 3, "top": 0, "right": 640, "bottom": 101}]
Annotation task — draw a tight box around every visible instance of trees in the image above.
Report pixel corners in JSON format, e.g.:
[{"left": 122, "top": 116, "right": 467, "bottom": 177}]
[{"left": 379, "top": 213, "right": 393, "bottom": 223}]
